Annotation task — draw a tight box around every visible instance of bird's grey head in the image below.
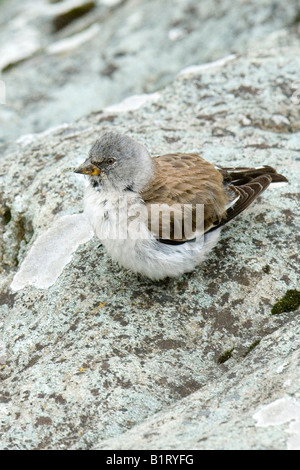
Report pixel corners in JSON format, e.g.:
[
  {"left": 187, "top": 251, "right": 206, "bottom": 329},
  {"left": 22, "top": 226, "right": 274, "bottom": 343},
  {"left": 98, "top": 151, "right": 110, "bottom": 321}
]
[{"left": 75, "top": 132, "right": 154, "bottom": 192}]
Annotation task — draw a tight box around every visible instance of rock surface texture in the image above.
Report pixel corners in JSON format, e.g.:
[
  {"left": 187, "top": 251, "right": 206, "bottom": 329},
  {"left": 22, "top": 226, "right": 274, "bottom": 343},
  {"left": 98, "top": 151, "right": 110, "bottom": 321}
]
[
  {"left": 0, "top": 0, "right": 300, "bottom": 451},
  {"left": 1, "top": 0, "right": 300, "bottom": 145}
]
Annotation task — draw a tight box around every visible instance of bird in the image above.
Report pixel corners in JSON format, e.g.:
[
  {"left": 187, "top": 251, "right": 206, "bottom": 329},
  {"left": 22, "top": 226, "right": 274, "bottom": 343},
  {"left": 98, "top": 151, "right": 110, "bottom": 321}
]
[{"left": 75, "top": 132, "right": 288, "bottom": 280}]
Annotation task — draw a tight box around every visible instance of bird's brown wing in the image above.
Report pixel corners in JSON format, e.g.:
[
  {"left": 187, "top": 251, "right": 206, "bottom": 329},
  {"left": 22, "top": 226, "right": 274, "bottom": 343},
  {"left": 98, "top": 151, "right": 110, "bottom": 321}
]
[
  {"left": 141, "top": 157, "right": 288, "bottom": 242},
  {"left": 141, "top": 153, "right": 229, "bottom": 241}
]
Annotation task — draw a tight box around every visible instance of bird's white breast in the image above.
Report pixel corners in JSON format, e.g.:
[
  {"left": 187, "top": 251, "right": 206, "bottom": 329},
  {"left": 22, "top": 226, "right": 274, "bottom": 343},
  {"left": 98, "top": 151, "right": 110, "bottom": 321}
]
[
  {"left": 83, "top": 185, "right": 221, "bottom": 280},
  {"left": 84, "top": 185, "right": 152, "bottom": 273},
  {"left": 84, "top": 185, "right": 149, "bottom": 240}
]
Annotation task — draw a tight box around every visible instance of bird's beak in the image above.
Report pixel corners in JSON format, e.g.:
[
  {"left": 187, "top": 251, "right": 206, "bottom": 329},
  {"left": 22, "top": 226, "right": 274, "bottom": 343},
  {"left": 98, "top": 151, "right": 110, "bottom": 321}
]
[{"left": 74, "top": 162, "right": 101, "bottom": 176}]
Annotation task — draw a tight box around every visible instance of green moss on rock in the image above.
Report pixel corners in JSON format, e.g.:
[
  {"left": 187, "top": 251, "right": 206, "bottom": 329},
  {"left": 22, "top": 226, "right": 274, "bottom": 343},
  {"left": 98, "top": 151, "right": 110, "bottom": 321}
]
[
  {"left": 243, "top": 339, "right": 261, "bottom": 357},
  {"left": 271, "top": 289, "right": 300, "bottom": 315},
  {"left": 217, "top": 348, "right": 234, "bottom": 364}
]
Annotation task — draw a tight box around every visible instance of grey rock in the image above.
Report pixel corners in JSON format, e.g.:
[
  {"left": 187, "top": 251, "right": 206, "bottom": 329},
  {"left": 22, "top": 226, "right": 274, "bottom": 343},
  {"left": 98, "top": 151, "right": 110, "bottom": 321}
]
[
  {"left": 1, "top": 0, "right": 300, "bottom": 145},
  {"left": 95, "top": 318, "right": 300, "bottom": 450},
  {"left": 0, "top": 43, "right": 299, "bottom": 449}
]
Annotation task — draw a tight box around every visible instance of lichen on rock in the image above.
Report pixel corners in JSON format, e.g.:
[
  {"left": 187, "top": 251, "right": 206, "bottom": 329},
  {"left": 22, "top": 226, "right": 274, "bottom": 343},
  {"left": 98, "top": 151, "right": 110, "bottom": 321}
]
[{"left": 0, "top": 0, "right": 300, "bottom": 452}]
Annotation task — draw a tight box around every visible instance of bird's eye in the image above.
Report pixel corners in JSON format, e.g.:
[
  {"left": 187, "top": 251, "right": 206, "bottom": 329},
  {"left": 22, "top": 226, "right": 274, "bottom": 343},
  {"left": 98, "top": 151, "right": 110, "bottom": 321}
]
[{"left": 107, "top": 158, "right": 115, "bottom": 164}]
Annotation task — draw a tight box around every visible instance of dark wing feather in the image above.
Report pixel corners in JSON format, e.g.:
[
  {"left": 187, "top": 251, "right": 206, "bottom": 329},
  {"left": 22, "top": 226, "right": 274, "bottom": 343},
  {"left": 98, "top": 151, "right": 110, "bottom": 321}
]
[
  {"left": 220, "top": 165, "right": 288, "bottom": 186},
  {"left": 207, "top": 166, "right": 288, "bottom": 233},
  {"left": 208, "top": 175, "right": 271, "bottom": 231}
]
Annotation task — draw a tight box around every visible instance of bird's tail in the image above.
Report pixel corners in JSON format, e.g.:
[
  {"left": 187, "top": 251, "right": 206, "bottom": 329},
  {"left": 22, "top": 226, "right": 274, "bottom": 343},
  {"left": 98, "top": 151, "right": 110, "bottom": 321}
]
[{"left": 207, "top": 165, "right": 288, "bottom": 232}]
